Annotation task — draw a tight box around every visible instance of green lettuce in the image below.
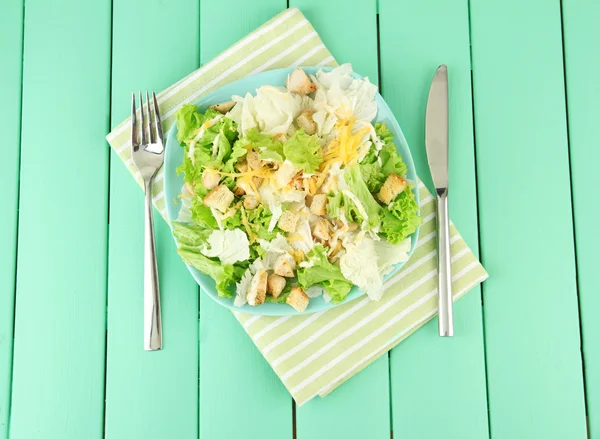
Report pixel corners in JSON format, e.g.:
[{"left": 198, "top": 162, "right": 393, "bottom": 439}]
[
  {"left": 172, "top": 222, "right": 211, "bottom": 248},
  {"left": 190, "top": 201, "right": 217, "bottom": 229},
  {"left": 359, "top": 123, "right": 408, "bottom": 193},
  {"left": 245, "top": 205, "right": 278, "bottom": 241},
  {"left": 327, "top": 167, "right": 382, "bottom": 230},
  {"left": 176, "top": 104, "right": 208, "bottom": 143},
  {"left": 265, "top": 283, "right": 293, "bottom": 304},
  {"left": 175, "top": 105, "right": 239, "bottom": 183},
  {"left": 380, "top": 187, "right": 422, "bottom": 244},
  {"left": 326, "top": 192, "right": 343, "bottom": 218},
  {"left": 344, "top": 165, "right": 382, "bottom": 230},
  {"left": 177, "top": 249, "right": 244, "bottom": 297},
  {"left": 241, "top": 129, "right": 285, "bottom": 162},
  {"left": 224, "top": 140, "right": 249, "bottom": 170},
  {"left": 297, "top": 245, "right": 353, "bottom": 303},
  {"left": 283, "top": 129, "right": 323, "bottom": 172},
  {"left": 359, "top": 162, "right": 386, "bottom": 193}
]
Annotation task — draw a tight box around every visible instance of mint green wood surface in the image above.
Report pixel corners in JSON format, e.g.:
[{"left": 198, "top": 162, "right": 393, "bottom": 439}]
[
  {"left": 0, "top": 0, "right": 23, "bottom": 436},
  {"left": 379, "top": 1, "right": 489, "bottom": 437},
  {"left": 470, "top": 0, "right": 587, "bottom": 437},
  {"left": 8, "top": 0, "right": 111, "bottom": 437},
  {"left": 198, "top": 3, "right": 293, "bottom": 438},
  {"left": 562, "top": 0, "right": 600, "bottom": 436},
  {"left": 290, "top": 2, "right": 391, "bottom": 438},
  {"left": 103, "top": 0, "right": 200, "bottom": 437},
  {"left": 3, "top": 1, "right": 599, "bottom": 437}
]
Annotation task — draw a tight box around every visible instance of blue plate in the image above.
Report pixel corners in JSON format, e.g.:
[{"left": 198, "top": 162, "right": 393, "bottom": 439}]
[{"left": 164, "top": 67, "right": 420, "bottom": 315}]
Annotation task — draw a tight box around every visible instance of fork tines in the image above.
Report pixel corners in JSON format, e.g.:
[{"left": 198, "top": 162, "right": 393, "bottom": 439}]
[{"left": 131, "top": 90, "right": 163, "bottom": 153}]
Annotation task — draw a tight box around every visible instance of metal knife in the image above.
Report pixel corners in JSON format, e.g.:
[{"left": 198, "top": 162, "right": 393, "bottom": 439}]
[{"left": 425, "top": 64, "right": 453, "bottom": 337}]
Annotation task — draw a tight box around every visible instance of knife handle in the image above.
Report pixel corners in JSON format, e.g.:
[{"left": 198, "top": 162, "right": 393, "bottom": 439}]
[{"left": 436, "top": 190, "right": 454, "bottom": 336}]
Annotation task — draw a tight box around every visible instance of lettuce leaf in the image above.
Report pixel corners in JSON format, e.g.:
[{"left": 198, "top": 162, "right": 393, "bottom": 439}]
[
  {"left": 175, "top": 105, "right": 239, "bottom": 184},
  {"left": 172, "top": 222, "right": 211, "bottom": 247},
  {"left": 359, "top": 162, "right": 386, "bottom": 193},
  {"left": 327, "top": 167, "right": 381, "bottom": 230},
  {"left": 190, "top": 200, "right": 218, "bottom": 229},
  {"left": 297, "top": 245, "right": 353, "bottom": 303},
  {"left": 380, "top": 187, "right": 422, "bottom": 244},
  {"left": 178, "top": 248, "right": 244, "bottom": 297},
  {"left": 176, "top": 104, "right": 206, "bottom": 143},
  {"left": 243, "top": 128, "right": 285, "bottom": 162},
  {"left": 245, "top": 205, "right": 278, "bottom": 241},
  {"left": 283, "top": 129, "right": 323, "bottom": 172},
  {"left": 265, "top": 283, "right": 293, "bottom": 304},
  {"left": 326, "top": 192, "right": 343, "bottom": 218},
  {"left": 359, "top": 123, "right": 408, "bottom": 193},
  {"left": 344, "top": 165, "right": 382, "bottom": 230}
]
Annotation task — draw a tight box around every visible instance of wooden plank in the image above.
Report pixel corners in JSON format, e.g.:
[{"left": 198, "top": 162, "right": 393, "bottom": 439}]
[
  {"left": 290, "top": 0, "right": 378, "bottom": 81},
  {"left": 379, "top": 1, "right": 489, "bottom": 437},
  {"left": 103, "top": 0, "right": 200, "bottom": 437},
  {"left": 0, "top": 0, "right": 23, "bottom": 436},
  {"left": 470, "top": 0, "right": 587, "bottom": 437},
  {"left": 562, "top": 0, "right": 600, "bottom": 435},
  {"left": 198, "top": 2, "right": 293, "bottom": 438},
  {"left": 8, "top": 0, "right": 111, "bottom": 437},
  {"left": 288, "top": 1, "right": 391, "bottom": 438}
]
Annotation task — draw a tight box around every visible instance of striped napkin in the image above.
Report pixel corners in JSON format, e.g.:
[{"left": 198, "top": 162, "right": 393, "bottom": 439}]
[{"left": 106, "top": 7, "right": 487, "bottom": 405}]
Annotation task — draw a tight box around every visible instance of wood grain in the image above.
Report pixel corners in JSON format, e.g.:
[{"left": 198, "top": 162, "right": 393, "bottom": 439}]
[
  {"left": 0, "top": 0, "right": 23, "bottom": 436},
  {"left": 104, "top": 0, "right": 200, "bottom": 437},
  {"left": 379, "top": 0, "right": 489, "bottom": 437},
  {"left": 288, "top": 1, "right": 392, "bottom": 438},
  {"left": 8, "top": 0, "right": 111, "bottom": 436},
  {"left": 562, "top": 0, "right": 600, "bottom": 435},
  {"left": 471, "top": 0, "right": 587, "bottom": 437},
  {"left": 198, "top": 3, "right": 293, "bottom": 438}
]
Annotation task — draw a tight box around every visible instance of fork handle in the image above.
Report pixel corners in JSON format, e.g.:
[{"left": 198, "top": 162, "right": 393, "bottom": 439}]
[
  {"left": 437, "top": 190, "right": 454, "bottom": 337},
  {"left": 144, "top": 180, "right": 162, "bottom": 351}
]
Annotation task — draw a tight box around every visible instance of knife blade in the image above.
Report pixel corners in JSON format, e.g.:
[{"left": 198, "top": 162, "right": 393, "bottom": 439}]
[{"left": 425, "top": 64, "right": 454, "bottom": 337}]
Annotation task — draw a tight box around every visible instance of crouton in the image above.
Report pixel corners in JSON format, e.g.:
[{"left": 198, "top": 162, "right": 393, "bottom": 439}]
[
  {"left": 209, "top": 100, "right": 236, "bottom": 114},
  {"left": 286, "top": 286, "right": 309, "bottom": 312},
  {"left": 286, "top": 68, "right": 317, "bottom": 95},
  {"left": 201, "top": 168, "right": 221, "bottom": 190},
  {"left": 235, "top": 160, "right": 249, "bottom": 173},
  {"left": 234, "top": 186, "right": 245, "bottom": 196},
  {"left": 347, "top": 222, "right": 358, "bottom": 232},
  {"left": 310, "top": 193, "right": 328, "bottom": 216},
  {"left": 267, "top": 273, "right": 286, "bottom": 299},
  {"left": 273, "top": 133, "right": 288, "bottom": 142},
  {"left": 247, "top": 269, "right": 268, "bottom": 306},
  {"left": 246, "top": 150, "right": 261, "bottom": 170},
  {"left": 274, "top": 254, "right": 295, "bottom": 278},
  {"left": 328, "top": 241, "right": 343, "bottom": 262},
  {"left": 204, "top": 185, "right": 234, "bottom": 213},
  {"left": 296, "top": 109, "right": 317, "bottom": 135},
  {"left": 252, "top": 176, "right": 263, "bottom": 188},
  {"left": 243, "top": 195, "right": 259, "bottom": 210},
  {"left": 312, "top": 218, "right": 331, "bottom": 242},
  {"left": 378, "top": 174, "right": 407, "bottom": 204},
  {"left": 278, "top": 210, "right": 299, "bottom": 233},
  {"left": 292, "top": 177, "right": 304, "bottom": 191}
]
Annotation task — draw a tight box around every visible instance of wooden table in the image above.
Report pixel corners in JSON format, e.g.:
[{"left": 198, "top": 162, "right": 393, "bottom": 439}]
[{"left": 1, "top": 0, "right": 598, "bottom": 438}]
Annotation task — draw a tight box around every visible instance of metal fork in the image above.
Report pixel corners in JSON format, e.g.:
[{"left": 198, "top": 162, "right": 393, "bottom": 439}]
[{"left": 131, "top": 91, "right": 164, "bottom": 351}]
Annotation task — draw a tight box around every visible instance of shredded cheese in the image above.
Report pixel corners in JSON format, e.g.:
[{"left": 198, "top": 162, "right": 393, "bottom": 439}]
[{"left": 320, "top": 118, "right": 371, "bottom": 170}]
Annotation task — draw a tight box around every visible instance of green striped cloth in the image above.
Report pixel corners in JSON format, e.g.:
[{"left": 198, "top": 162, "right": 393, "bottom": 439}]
[{"left": 106, "top": 7, "right": 487, "bottom": 406}]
